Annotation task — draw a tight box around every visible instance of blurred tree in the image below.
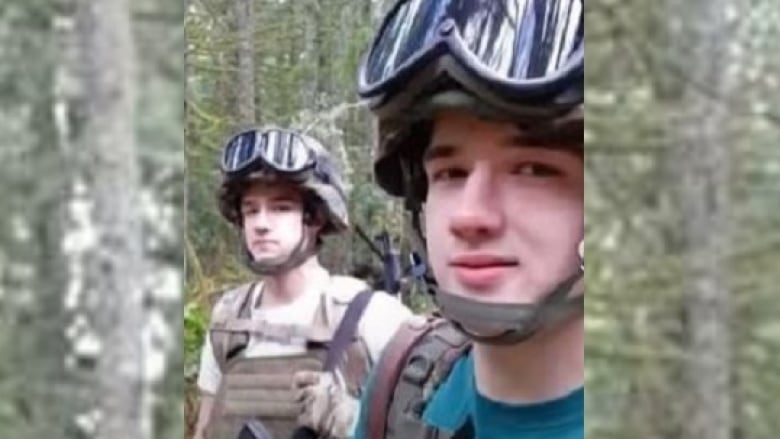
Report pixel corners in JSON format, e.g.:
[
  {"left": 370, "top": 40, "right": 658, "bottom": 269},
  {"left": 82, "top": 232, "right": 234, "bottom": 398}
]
[
  {"left": 0, "top": 0, "right": 184, "bottom": 437},
  {"left": 587, "top": 1, "right": 780, "bottom": 438}
]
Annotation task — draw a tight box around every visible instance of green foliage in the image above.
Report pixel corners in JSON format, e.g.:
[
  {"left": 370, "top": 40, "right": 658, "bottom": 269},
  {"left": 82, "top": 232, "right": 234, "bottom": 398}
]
[
  {"left": 184, "top": 302, "right": 209, "bottom": 378},
  {"left": 0, "top": 0, "right": 185, "bottom": 437}
]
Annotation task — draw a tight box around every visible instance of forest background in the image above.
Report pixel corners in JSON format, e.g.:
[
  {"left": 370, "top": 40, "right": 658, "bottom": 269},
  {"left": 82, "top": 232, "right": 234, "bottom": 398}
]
[{"left": 0, "top": 1, "right": 777, "bottom": 438}]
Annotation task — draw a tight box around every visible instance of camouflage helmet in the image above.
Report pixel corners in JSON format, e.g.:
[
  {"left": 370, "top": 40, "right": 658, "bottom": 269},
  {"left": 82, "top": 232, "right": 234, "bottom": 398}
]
[{"left": 217, "top": 128, "right": 350, "bottom": 235}]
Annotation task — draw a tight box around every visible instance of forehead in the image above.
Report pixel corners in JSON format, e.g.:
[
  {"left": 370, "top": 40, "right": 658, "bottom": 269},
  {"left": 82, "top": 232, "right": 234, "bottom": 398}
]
[
  {"left": 427, "top": 110, "right": 581, "bottom": 158},
  {"left": 241, "top": 181, "right": 303, "bottom": 202}
]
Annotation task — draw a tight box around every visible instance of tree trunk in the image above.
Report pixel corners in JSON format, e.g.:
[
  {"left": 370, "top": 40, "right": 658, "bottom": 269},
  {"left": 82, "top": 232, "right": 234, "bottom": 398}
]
[
  {"left": 76, "top": 0, "right": 148, "bottom": 436},
  {"left": 234, "top": 0, "right": 256, "bottom": 125},
  {"left": 672, "top": 1, "right": 734, "bottom": 438}
]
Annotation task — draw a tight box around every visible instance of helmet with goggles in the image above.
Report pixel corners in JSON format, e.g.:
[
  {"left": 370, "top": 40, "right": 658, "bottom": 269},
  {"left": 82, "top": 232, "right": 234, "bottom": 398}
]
[
  {"left": 357, "top": 0, "right": 584, "bottom": 345},
  {"left": 217, "top": 127, "right": 350, "bottom": 274}
]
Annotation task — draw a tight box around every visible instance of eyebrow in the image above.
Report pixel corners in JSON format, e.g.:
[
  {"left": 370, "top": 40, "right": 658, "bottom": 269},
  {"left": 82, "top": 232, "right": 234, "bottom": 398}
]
[
  {"left": 240, "top": 194, "right": 298, "bottom": 205},
  {"left": 422, "top": 144, "right": 457, "bottom": 162},
  {"left": 423, "top": 134, "right": 581, "bottom": 163},
  {"left": 506, "top": 134, "right": 583, "bottom": 157}
]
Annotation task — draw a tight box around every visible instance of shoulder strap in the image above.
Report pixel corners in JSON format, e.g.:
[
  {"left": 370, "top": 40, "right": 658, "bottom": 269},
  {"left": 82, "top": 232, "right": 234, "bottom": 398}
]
[
  {"left": 288, "top": 290, "right": 374, "bottom": 439},
  {"left": 367, "top": 317, "right": 438, "bottom": 438},
  {"left": 306, "top": 275, "right": 371, "bottom": 342},
  {"left": 368, "top": 318, "right": 472, "bottom": 439},
  {"left": 323, "top": 289, "right": 374, "bottom": 372},
  {"left": 209, "top": 282, "right": 256, "bottom": 371}
]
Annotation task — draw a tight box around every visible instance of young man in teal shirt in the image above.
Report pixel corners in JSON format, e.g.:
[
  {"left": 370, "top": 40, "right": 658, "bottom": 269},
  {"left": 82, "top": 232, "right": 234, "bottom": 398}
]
[{"left": 350, "top": 1, "right": 585, "bottom": 437}]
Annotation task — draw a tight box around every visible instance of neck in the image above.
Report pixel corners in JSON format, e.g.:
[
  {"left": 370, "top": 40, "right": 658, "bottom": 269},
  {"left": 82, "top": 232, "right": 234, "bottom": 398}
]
[
  {"left": 259, "top": 255, "right": 326, "bottom": 307},
  {"left": 472, "top": 315, "right": 583, "bottom": 404}
]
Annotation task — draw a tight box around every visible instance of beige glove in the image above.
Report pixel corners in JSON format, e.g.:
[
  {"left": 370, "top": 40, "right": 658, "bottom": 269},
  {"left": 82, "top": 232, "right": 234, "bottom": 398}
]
[{"left": 292, "top": 370, "right": 359, "bottom": 439}]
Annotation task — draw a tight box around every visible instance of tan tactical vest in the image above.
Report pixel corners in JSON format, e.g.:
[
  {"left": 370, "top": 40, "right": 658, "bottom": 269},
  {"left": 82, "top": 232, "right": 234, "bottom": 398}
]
[
  {"left": 366, "top": 316, "right": 472, "bottom": 439},
  {"left": 204, "top": 276, "right": 374, "bottom": 439}
]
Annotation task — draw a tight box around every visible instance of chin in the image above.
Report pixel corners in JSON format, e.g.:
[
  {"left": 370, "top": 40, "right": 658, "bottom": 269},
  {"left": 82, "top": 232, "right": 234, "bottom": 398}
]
[
  {"left": 446, "top": 279, "right": 543, "bottom": 305},
  {"left": 440, "top": 281, "right": 502, "bottom": 302},
  {"left": 251, "top": 252, "right": 278, "bottom": 262}
]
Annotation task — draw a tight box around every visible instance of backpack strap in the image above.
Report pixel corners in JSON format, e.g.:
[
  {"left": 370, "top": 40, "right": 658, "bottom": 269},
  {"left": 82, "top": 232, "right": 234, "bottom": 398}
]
[
  {"left": 318, "top": 279, "right": 377, "bottom": 398},
  {"left": 323, "top": 289, "right": 374, "bottom": 372},
  {"left": 289, "top": 289, "right": 374, "bottom": 439},
  {"left": 365, "top": 317, "right": 430, "bottom": 438},
  {"left": 367, "top": 317, "right": 472, "bottom": 439}
]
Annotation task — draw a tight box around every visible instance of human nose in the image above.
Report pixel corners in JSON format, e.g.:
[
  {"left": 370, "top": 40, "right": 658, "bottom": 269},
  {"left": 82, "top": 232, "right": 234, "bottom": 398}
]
[
  {"left": 448, "top": 165, "right": 504, "bottom": 243},
  {"left": 248, "top": 207, "right": 272, "bottom": 233}
]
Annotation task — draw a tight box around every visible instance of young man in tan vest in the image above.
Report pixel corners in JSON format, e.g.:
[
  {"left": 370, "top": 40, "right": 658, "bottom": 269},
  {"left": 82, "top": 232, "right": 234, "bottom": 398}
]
[
  {"left": 193, "top": 127, "right": 412, "bottom": 439},
  {"left": 351, "top": 1, "right": 584, "bottom": 438}
]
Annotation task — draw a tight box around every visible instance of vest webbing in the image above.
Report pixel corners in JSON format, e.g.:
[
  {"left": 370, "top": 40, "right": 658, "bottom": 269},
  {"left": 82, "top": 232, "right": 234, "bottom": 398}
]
[{"left": 204, "top": 279, "right": 374, "bottom": 439}]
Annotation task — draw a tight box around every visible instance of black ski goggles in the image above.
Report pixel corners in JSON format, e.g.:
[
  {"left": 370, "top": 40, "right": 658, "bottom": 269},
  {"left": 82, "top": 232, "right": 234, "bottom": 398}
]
[
  {"left": 221, "top": 128, "right": 316, "bottom": 177},
  {"left": 358, "top": 0, "right": 583, "bottom": 108}
]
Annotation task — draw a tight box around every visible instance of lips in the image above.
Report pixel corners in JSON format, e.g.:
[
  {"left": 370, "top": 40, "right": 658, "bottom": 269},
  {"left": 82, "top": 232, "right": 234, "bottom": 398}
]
[
  {"left": 450, "top": 254, "right": 517, "bottom": 268},
  {"left": 449, "top": 254, "right": 518, "bottom": 290}
]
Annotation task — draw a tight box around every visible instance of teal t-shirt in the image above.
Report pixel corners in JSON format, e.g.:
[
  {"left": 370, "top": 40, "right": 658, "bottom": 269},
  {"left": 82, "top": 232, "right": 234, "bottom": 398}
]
[{"left": 353, "top": 353, "right": 583, "bottom": 439}]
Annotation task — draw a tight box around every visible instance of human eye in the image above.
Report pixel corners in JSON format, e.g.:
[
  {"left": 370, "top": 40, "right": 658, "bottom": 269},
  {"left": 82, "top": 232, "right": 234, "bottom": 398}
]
[
  {"left": 272, "top": 201, "right": 296, "bottom": 212},
  {"left": 510, "top": 162, "right": 563, "bottom": 177},
  {"left": 428, "top": 165, "right": 468, "bottom": 183},
  {"left": 241, "top": 205, "right": 259, "bottom": 216}
]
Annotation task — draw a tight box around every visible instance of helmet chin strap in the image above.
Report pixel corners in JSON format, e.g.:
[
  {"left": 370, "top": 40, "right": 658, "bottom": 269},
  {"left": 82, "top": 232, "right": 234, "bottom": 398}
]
[
  {"left": 400, "top": 157, "right": 585, "bottom": 345},
  {"left": 241, "top": 220, "right": 316, "bottom": 276},
  {"left": 406, "top": 200, "right": 584, "bottom": 345},
  {"left": 431, "top": 268, "right": 584, "bottom": 345}
]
